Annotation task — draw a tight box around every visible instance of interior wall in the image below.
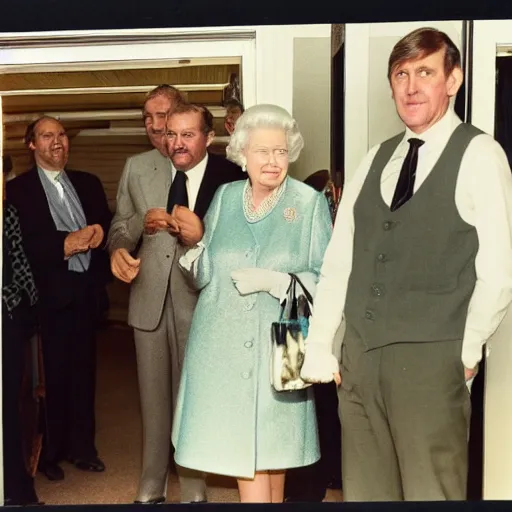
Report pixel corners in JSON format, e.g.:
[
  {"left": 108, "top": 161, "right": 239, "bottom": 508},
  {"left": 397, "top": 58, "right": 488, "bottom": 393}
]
[
  {"left": 292, "top": 36, "right": 331, "bottom": 182},
  {"left": 254, "top": 24, "right": 332, "bottom": 182}
]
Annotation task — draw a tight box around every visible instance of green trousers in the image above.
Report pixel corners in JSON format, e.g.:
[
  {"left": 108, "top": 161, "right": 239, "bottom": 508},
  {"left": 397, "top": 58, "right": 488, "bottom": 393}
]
[{"left": 338, "top": 324, "right": 471, "bottom": 501}]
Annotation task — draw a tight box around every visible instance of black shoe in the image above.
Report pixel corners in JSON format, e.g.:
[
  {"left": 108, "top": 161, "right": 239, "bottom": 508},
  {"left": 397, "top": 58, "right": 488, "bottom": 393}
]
[
  {"left": 38, "top": 461, "right": 64, "bottom": 481},
  {"left": 133, "top": 497, "right": 166, "bottom": 505},
  {"left": 68, "top": 456, "right": 105, "bottom": 472}
]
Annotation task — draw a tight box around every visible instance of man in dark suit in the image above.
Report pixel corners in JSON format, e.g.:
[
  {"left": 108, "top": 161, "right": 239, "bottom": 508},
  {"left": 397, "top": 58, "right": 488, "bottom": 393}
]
[
  {"left": 7, "top": 116, "right": 112, "bottom": 481},
  {"left": 108, "top": 100, "right": 245, "bottom": 504}
]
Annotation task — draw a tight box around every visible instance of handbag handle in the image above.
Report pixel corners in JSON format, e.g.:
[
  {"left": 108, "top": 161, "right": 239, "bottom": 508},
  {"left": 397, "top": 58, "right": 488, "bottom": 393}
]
[
  {"left": 279, "top": 275, "right": 296, "bottom": 321},
  {"left": 289, "top": 273, "right": 314, "bottom": 307},
  {"left": 279, "top": 273, "right": 314, "bottom": 321}
]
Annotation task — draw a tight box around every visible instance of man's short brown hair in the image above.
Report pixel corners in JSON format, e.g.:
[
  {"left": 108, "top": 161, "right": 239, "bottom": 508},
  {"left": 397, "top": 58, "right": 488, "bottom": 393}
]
[
  {"left": 23, "top": 115, "right": 63, "bottom": 146},
  {"left": 168, "top": 103, "right": 214, "bottom": 134},
  {"left": 143, "top": 84, "right": 185, "bottom": 111},
  {"left": 388, "top": 28, "right": 461, "bottom": 81}
]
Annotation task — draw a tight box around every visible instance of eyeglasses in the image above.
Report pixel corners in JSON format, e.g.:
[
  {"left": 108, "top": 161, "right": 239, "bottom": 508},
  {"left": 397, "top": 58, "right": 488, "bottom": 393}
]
[{"left": 250, "top": 148, "right": 289, "bottom": 160}]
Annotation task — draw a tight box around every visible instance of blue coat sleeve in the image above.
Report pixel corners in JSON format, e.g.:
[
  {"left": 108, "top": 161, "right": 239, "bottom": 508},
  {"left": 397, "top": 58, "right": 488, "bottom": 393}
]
[
  {"left": 179, "top": 184, "right": 227, "bottom": 290},
  {"left": 294, "top": 192, "right": 333, "bottom": 297}
]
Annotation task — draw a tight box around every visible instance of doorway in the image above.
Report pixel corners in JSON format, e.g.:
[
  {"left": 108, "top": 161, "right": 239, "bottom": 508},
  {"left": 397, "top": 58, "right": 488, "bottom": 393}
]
[
  {"left": 470, "top": 19, "right": 512, "bottom": 501},
  {"left": 0, "top": 29, "right": 255, "bottom": 505}
]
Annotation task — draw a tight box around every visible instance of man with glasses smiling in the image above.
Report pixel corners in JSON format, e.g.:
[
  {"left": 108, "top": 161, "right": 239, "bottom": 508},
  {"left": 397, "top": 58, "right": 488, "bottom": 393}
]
[{"left": 108, "top": 100, "right": 244, "bottom": 504}]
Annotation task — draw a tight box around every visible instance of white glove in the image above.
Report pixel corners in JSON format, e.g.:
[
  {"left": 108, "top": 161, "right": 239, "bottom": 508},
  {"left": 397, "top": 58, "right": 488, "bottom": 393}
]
[
  {"left": 231, "top": 268, "right": 291, "bottom": 299},
  {"left": 300, "top": 342, "right": 340, "bottom": 384}
]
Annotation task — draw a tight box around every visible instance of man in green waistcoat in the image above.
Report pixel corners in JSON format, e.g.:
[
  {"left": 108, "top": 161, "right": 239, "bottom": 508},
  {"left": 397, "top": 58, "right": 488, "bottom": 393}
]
[{"left": 300, "top": 27, "right": 512, "bottom": 501}]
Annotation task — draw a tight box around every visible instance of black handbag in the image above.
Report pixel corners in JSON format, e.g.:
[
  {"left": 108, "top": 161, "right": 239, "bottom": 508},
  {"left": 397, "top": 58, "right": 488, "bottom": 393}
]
[{"left": 270, "top": 273, "right": 314, "bottom": 392}]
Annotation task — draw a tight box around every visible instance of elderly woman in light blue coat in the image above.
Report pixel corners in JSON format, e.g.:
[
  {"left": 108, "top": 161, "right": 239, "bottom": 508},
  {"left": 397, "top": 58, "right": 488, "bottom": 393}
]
[{"left": 171, "top": 104, "right": 333, "bottom": 503}]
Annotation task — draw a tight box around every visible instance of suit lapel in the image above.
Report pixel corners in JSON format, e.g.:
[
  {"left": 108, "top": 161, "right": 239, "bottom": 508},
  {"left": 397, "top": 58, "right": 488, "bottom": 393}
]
[
  {"left": 195, "top": 154, "right": 222, "bottom": 220},
  {"left": 25, "top": 167, "right": 57, "bottom": 227},
  {"left": 138, "top": 150, "right": 172, "bottom": 210}
]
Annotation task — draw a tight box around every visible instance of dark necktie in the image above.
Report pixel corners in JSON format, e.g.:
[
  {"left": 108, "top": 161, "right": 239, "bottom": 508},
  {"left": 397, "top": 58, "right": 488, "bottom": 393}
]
[
  {"left": 166, "top": 170, "right": 189, "bottom": 213},
  {"left": 390, "top": 138, "right": 425, "bottom": 212}
]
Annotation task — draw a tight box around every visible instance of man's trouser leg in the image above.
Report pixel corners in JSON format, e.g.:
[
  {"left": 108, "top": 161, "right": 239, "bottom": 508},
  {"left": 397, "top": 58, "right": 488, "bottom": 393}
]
[
  {"left": 134, "top": 264, "right": 206, "bottom": 503},
  {"left": 338, "top": 325, "right": 402, "bottom": 501},
  {"left": 133, "top": 314, "right": 173, "bottom": 503},
  {"left": 339, "top": 324, "right": 471, "bottom": 501}
]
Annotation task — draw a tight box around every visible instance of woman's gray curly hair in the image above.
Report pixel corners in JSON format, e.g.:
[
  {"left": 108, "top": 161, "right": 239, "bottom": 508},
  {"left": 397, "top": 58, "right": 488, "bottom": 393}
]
[{"left": 226, "top": 104, "right": 304, "bottom": 169}]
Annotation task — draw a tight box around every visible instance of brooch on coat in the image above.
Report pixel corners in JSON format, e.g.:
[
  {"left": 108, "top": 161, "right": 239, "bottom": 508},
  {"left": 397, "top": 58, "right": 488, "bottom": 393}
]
[{"left": 283, "top": 207, "right": 297, "bottom": 222}]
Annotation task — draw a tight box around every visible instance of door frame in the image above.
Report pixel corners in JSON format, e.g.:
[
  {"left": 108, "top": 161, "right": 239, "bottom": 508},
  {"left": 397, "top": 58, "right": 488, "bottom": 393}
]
[
  {"left": 471, "top": 19, "right": 512, "bottom": 500},
  {"left": 0, "top": 26, "right": 257, "bottom": 505},
  {"left": 0, "top": 28, "right": 257, "bottom": 108}
]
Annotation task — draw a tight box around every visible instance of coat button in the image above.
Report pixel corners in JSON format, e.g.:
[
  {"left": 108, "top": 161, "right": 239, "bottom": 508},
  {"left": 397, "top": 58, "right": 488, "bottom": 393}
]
[
  {"left": 371, "top": 284, "right": 384, "bottom": 297},
  {"left": 383, "top": 221, "right": 392, "bottom": 231},
  {"left": 244, "top": 341, "right": 253, "bottom": 348},
  {"left": 377, "top": 253, "right": 386, "bottom": 262},
  {"left": 241, "top": 372, "right": 251, "bottom": 379},
  {"left": 244, "top": 302, "right": 254, "bottom": 311},
  {"left": 365, "top": 310, "right": 374, "bottom": 321}
]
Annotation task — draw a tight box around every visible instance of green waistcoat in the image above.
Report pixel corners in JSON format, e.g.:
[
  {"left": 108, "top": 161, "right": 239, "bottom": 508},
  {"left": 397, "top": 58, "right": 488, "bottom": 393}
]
[{"left": 344, "top": 123, "right": 483, "bottom": 349}]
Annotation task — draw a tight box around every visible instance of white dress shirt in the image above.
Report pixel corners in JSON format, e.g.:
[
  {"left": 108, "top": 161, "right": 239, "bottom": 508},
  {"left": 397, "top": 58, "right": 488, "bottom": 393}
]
[
  {"left": 171, "top": 153, "right": 208, "bottom": 211},
  {"left": 307, "top": 108, "right": 512, "bottom": 370},
  {"left": 41, "top": 167, "right": 64, "bottom": 199}
]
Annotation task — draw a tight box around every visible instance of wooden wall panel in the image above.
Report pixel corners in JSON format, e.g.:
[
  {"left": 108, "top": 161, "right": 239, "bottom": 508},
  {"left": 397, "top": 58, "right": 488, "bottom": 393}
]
[
  {"left": 0, "top": 64, "right": 240, "bottom": 91},
  {"left": 2, "top": 90, "right": 225, "bottom": 114}
]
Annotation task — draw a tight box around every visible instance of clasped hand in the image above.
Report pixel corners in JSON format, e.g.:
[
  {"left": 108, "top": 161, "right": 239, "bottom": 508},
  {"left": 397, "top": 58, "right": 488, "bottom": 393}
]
[
  {"left": 64, "top": 224, "right": 103, "bottom": 258},
  {"left": 144, "top": 205, "right": 203, "bottom": 247}
]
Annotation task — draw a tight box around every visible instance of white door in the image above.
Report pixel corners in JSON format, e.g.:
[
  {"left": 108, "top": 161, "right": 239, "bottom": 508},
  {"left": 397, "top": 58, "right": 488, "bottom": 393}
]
[{"left": 471, "top": 19, "right": 512, "bottom": 501}]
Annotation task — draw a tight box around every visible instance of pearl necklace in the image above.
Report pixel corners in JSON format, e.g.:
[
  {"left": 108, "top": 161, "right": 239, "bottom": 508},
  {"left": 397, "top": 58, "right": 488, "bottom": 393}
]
[{"left": 243, "top": 178, "right": 287, "bottom": 223}]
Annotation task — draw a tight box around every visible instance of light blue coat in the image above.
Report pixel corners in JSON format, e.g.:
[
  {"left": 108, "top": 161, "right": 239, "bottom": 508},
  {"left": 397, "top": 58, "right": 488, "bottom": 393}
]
[{"left": 171, "top": 177, "right": 333, "bottom": 479}]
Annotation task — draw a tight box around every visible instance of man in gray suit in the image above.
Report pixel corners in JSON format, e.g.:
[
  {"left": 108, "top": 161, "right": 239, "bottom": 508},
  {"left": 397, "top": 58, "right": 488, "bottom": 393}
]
[{"left": 108, "top": 89, "right": 245, "bottom": 504}]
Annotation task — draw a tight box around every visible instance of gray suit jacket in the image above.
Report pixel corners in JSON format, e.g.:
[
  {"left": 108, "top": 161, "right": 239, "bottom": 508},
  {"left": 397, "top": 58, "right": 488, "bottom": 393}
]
[{"left": 108, "top": 148, "right": 245, "bottom": 331}]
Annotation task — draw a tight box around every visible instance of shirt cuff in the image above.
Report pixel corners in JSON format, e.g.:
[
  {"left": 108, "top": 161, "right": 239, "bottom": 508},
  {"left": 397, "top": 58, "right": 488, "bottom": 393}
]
[
  {"left": 179, "top": 242, "right": 206, "bottom": 271},
  {"left": 462, "top": 335, "right": 485, "bottom": 370}
]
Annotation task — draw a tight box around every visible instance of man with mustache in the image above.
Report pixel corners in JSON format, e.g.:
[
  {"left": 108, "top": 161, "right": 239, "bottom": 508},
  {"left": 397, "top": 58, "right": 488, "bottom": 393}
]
[
  {"left": 108, "top": 96, "right": 245, "bottom": 503},
  {"left": 301, "top": 27, "right": 512, "bottom": 501},
  {"left": 6, "top": 116, "right": 112, "bottom": 481}
]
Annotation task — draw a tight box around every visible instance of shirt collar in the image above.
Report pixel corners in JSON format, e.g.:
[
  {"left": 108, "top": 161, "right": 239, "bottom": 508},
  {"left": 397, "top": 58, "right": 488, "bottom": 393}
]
[
  {"left": 171, "top": 152, "right": 209, "bottom": 180},
  {"left": 39, "top": 166, "right": 64, "bottom": 181},
  {"left": 403, "top": 107, "right": 462, "bottom": 149}
]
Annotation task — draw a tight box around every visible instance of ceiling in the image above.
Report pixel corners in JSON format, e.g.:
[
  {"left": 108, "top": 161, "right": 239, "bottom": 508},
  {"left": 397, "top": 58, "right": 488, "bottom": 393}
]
[{"left": 2, "top": 57, "right": 241, "bottom": 155}]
